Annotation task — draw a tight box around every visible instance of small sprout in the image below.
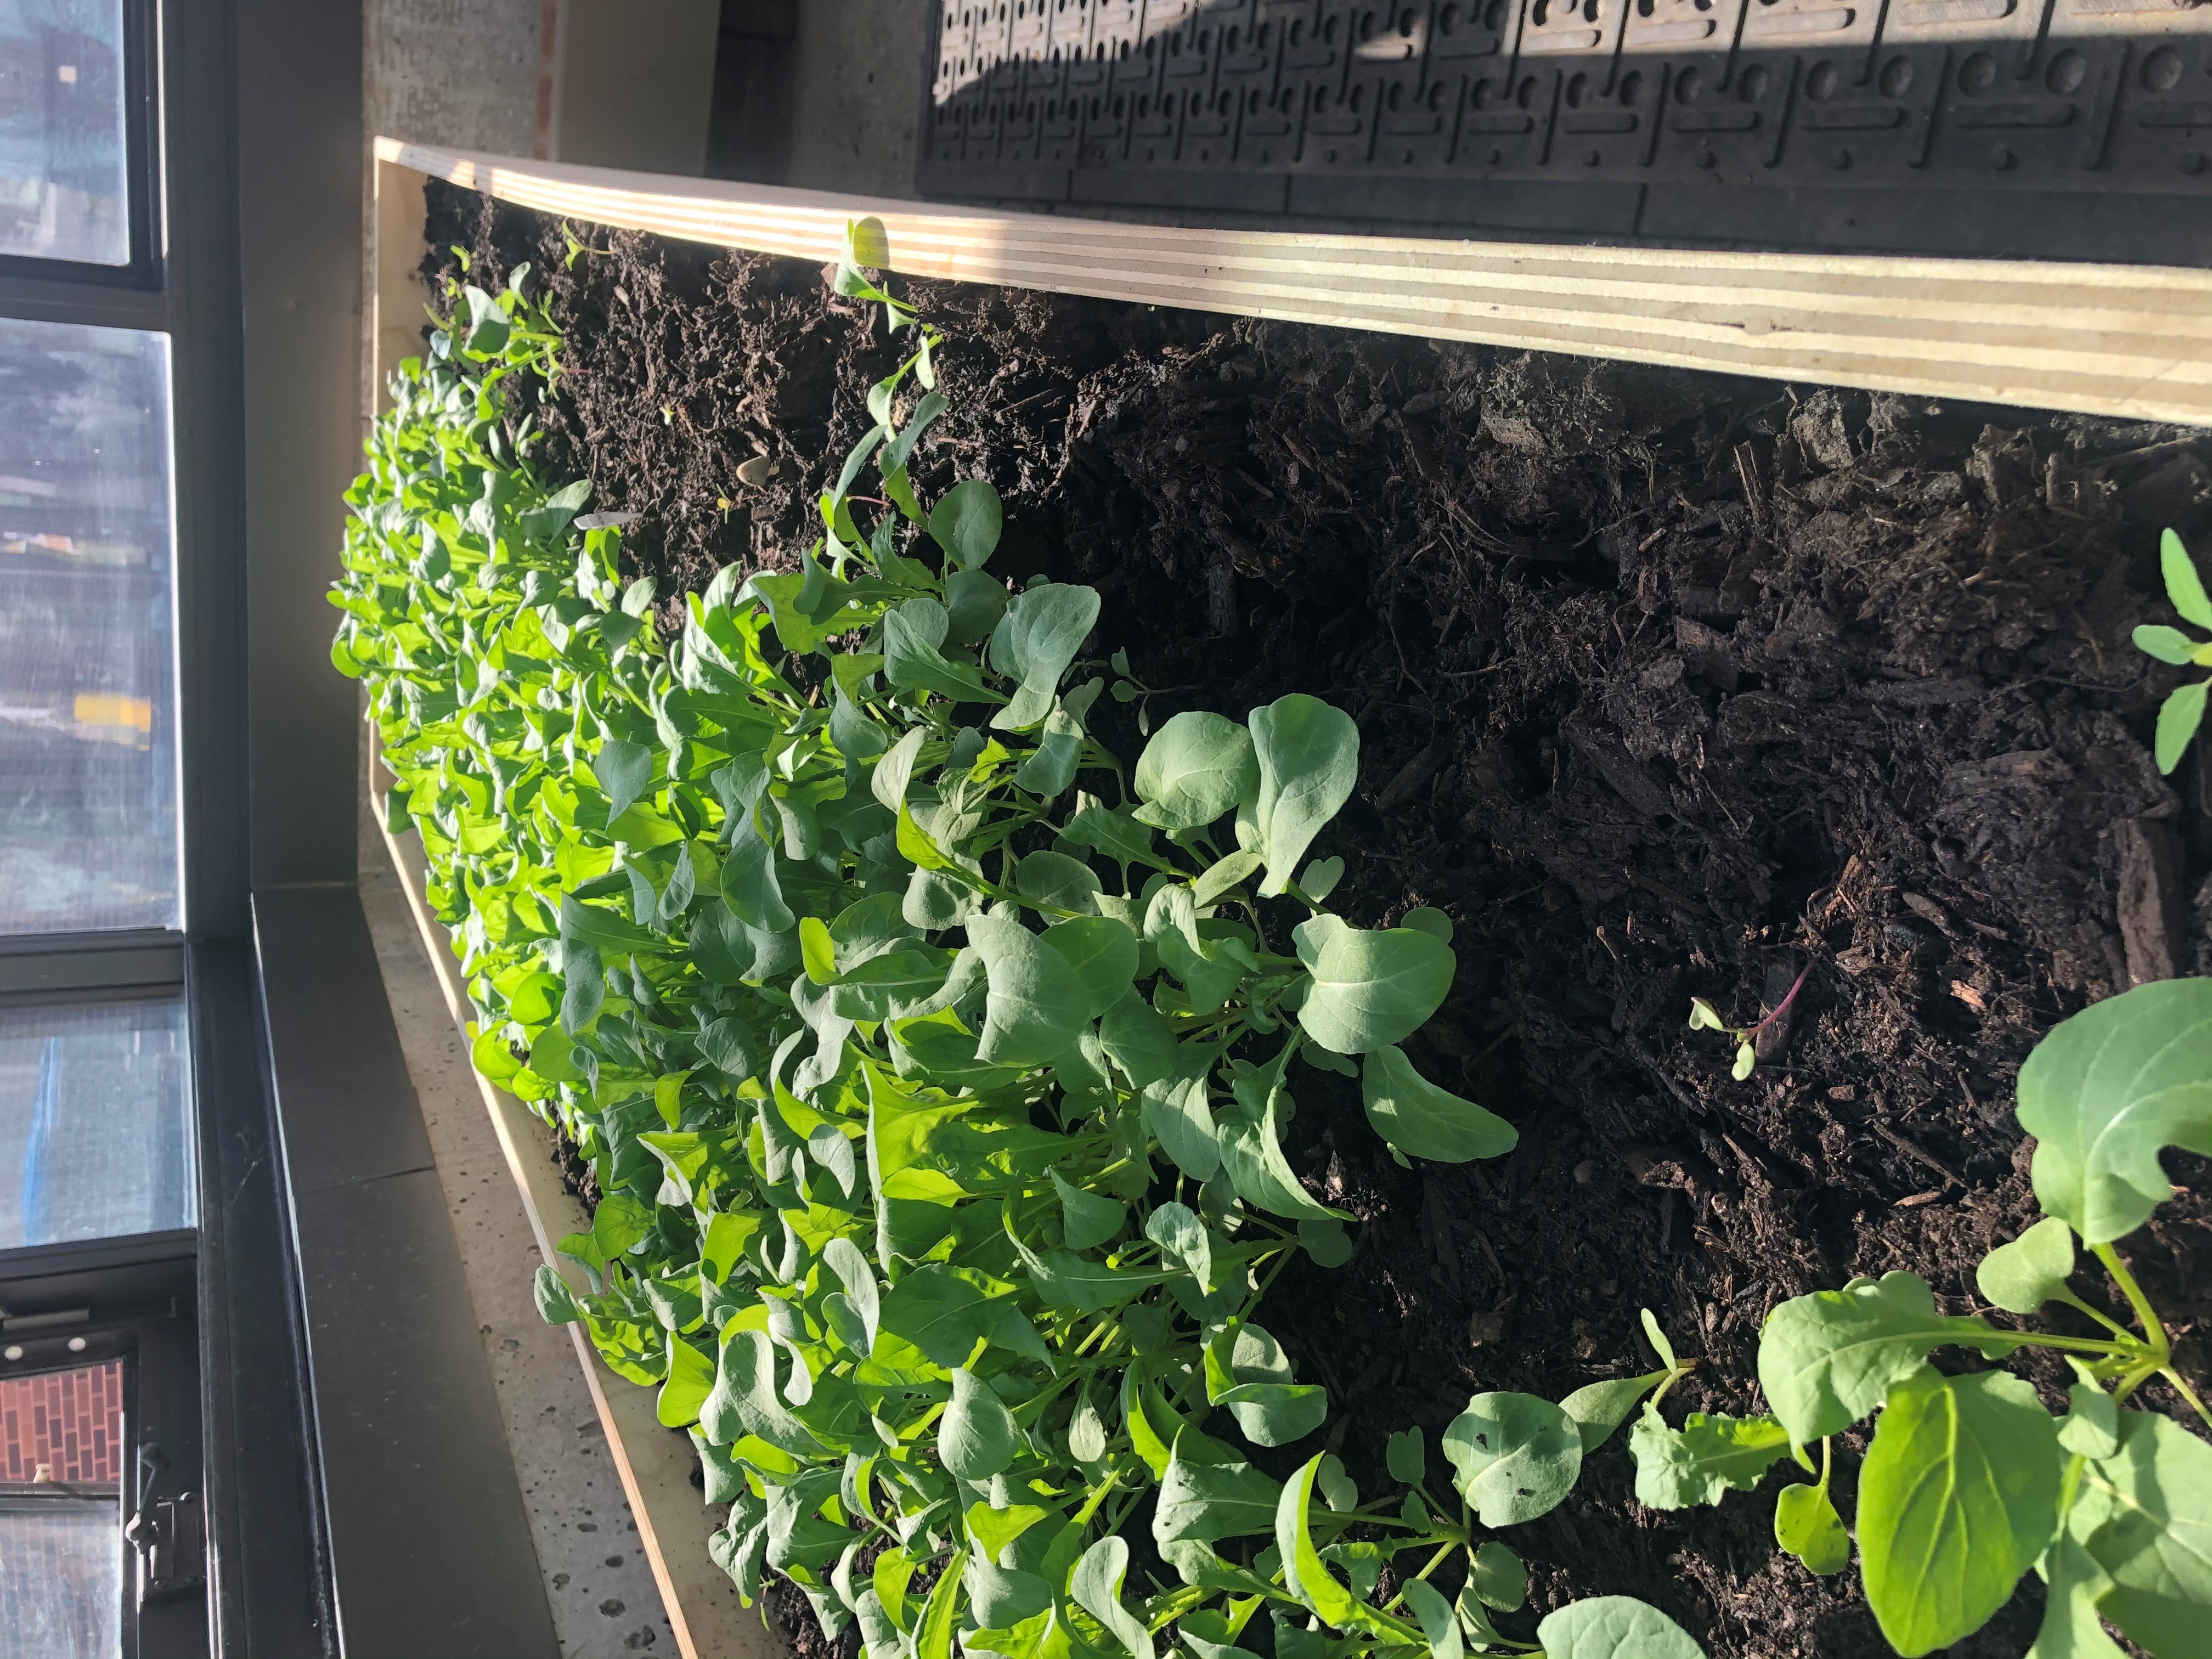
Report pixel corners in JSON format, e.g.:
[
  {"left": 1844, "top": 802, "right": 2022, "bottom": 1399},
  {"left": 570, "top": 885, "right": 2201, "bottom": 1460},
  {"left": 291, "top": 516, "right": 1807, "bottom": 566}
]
[
  {"left": 1685, "top": 962, "right": 1812, "bottom": 1080},
  {"left": 2130, "top": 528, "right": 2212, "bottom": 774},
  {"left": 736, "top": 453, "right": 775, "bottom": 489}
]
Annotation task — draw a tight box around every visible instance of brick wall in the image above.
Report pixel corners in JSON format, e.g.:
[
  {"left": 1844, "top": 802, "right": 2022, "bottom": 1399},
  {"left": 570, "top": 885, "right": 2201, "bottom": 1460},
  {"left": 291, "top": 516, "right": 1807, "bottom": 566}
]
[{"left": 0, "top": 1359, "right": 122, "bottom": 1485}]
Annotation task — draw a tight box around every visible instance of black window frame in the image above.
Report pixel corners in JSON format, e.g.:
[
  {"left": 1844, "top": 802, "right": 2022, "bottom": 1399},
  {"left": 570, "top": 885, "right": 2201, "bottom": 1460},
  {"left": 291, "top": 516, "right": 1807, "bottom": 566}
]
[
  {"left": 8, "top": 5, "right": 588, "bottom": 1652},
  {"left": 0, "top": 0, "right": 164, "bottom": 292},
  {"left": 0, "top": 2, "right": 329, "bottom": 1654}
]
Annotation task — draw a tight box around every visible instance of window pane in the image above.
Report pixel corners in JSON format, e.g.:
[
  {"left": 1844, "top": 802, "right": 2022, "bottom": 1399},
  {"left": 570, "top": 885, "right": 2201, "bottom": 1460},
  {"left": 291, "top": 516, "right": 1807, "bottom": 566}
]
[
  {"left": 0, "top": 1360, "right": 122, "bottom": 1659},
  {"left": 0, "top": 319, "right": 177, "bottom": 935},
  {"left": 0, "top": 998, "right": 190, "bottom": 1248},
  {"left": 0, "top": 1, "right": 130, "bottom": 266}
]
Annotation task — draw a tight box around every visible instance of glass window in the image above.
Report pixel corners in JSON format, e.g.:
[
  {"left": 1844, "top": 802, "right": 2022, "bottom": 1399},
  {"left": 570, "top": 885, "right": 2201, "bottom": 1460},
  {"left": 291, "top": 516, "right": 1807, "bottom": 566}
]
[
  {"left": 0, "top": 317, "right": 177, "bottom": 935},
  {"left": 0, "top": 0, "right": 130, "bottom": 268},
  {"left": 0, "top": 997, "right": 190, "bottom": 1249},
  {"left": 0, "top": 1359, "right": 123, "bottom": 1658}
]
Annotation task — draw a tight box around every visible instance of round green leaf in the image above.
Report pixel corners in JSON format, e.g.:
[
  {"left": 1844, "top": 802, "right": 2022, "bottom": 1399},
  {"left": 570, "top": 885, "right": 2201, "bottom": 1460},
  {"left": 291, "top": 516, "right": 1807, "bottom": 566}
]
[
  {"left": 1756, "top": 1271, "right": 2011, "bottom": 1446},
  {"left": 1132, "top": 712, "right": 1259, "bottom": 831},
  {"left": 1016, "top": 849, "right": 1104, "bottom": 916},
  {"left": 2134, "top": 624, "right": 2203, "bottom": 667},
  {"left": 941, "top": 1367, "right": 1023, "bottom": 1481},
  {"left": 1294, "top": 916, "right": 1456, "bottom": 1056},
  {"left": 1470, "top": 1541, "right": 1526, "bottom": 1612},
  {"left": 1360, "top": 1045, "right": 1516, "bottom": 1162},
  {"left": 1400, "top": 1577, "right": 1463, "bottom": 1659},
  {"left": 1860, "top": 1368, "right": 2061, "bottom": 1657},
  {"left": 1536, "top": 1598, "right": 1706, "bottom": 1659},
  {"left": 1774, "top": 1480, "right": 1852, "bottom": 1576},
  {"left": 2016, "top": 978, "right": 2212, "bottom": 1244},
  {"left": 1975, "top": 1215, "right": 2076, "bottom": 1314},
  {"left": 1386, "top": 1427, "right": 1425, "bottom": 1486},
  {"left": 1249, "top": 695, "right": 1359, "bottom": 897},
  {"left": 966, "top": 913, "right": 1090, "bottom": 1066},
  {"left": 1400, "top": 906, "right": 1453, "bottom": 944},
  {"left": 2076, "top": 1408, "right": 2212, "bottom": 1658},
  {"left": 1041, "top": 916, "right": 1138, "bottom": 1019},
  {"left": 929, "top": 479, "right": 1002, "bottom": 571},
  {"left": 1441, "top": 1391, "right": 1583, "bottom": 1526},
  {"left": 1154, "top": 1446, "right": 1284, "bottom": 1545}
]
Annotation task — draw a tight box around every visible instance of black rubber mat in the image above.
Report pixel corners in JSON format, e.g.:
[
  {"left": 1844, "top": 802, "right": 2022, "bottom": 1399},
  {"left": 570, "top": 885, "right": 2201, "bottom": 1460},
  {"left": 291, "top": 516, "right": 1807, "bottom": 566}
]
[{"left": 918, "top": 0, "right": 2212, "bottom": 263}]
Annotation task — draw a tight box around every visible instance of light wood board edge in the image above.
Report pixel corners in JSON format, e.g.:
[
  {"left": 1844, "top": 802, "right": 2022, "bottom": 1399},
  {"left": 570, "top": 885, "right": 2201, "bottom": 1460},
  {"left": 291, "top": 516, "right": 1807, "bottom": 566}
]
[
  {"left": 369, "top": 157, "right": 777, "bottom": 1659},
  {"left": 372, "top": 780, "right": 774, "bottom": 1659},
  {"left": 374, "top": 134, "right": 2212, "bottom": 428}
]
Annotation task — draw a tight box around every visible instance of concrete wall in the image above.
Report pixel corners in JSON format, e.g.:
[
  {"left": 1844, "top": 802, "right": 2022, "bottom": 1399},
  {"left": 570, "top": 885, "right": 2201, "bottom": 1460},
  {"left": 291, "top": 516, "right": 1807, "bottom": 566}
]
[{"left": 783, "top": 0, "right": 929, "bottom": 196}]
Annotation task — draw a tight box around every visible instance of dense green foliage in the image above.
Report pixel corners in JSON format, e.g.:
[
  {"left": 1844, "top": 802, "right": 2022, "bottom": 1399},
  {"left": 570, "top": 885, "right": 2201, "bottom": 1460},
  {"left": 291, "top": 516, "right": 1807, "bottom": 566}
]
[
  {"left": 1750, "top": 978, "right": 2212, "bottom": 1657},
  {"left": 334, "top": 253, "right": 1706, "bottom": 1658}
]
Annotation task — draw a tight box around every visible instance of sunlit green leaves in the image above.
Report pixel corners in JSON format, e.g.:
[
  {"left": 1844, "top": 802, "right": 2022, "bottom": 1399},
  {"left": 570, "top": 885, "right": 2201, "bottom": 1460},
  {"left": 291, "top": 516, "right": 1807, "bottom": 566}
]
[
  {"left": 1976, "top": 1215, "right": 2078, "bottom": 1314},
  {"left": 1628, "top": 1406, "right": 1792, "bottom": 1509},
  {"left": 1294, "top": 916, "right": 1455, "bottom": 1056},
  {"left": 1359, "top": 1045, "right": 1515, "bottom": 1162},
  {"left": 1774, "top": 1477, "right": 1851, "bottom": 1577},
  {"left": 1859, "top": 1367, "right": 2061, "bottom": 1657},
  {"left": 1133, "top": 712, "right": 1257, "bottom": 831},
  {"left": 2015, "top": 978, "right": 2212, "bottom": 1244},
  {"left": 1070, "top": 1537, "right": 1155, "bottom": 1659},
  {"left": 929, "top": 479, "right": 1002, "bottom": 571},
  {"left": 989, "top": 583, "right": 1101, "bottom": 731},
  {"left": 2075, "top": 1410, "right": 2212, "bottom": 1659},
  {"left": 1155, "top": 1440, "right": 1284, "bottom": 1545},
  {"left": 941, "top": 1368, "right": 1023, "bottom": 1481},
  {"left": 2162, "top": 528, "right": 2212, "bottom": 628},
  {"left": 1441, "top": 1392, "right": 1583, "bottom": 1526},
  {"left": 966, "top": 914, "right": 1089, "bottom": 1066},
  {"left": 1757, "top": 1271, "right": 2012, "bottom": 1446},
  {"left": 1535, "top": 1597, "right": 1706, "bottom": 1659},
  {"left": 1249, "top": 695, "right": 1358, "bottom": 897}
]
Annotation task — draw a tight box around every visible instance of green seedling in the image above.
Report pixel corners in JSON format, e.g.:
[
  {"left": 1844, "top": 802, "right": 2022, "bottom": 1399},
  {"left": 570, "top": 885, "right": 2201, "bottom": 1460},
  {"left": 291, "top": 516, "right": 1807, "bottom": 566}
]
[
  {"left": 2132, "top": 528, "right": 2212, "bottom": 774},
  {"left": 560, "top": 220, "right": 613, "bottom": 269},
  {"left": 1687, "top": 961, "right": 1812, "bottom": 1079},
  {"left": 333, "top": 257, "right": 1553, "bottom": 1652},
  {"left": 1106, "top": 648, "right": 1199, "bottom": 738},
  {"left": 1750, "top": 978, "right": 2212, "bottom": 1657}
]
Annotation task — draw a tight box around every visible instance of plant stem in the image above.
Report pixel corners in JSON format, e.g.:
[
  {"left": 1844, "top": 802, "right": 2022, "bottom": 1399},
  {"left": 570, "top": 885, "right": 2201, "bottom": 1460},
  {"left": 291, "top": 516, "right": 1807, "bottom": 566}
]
[
  {"left": 2056, "top": 1290, "right": 2138, "bottom": 1342},
  {"left": 1381, "top": 1541, "right": 1462, "bottom": 1613},
  {"left": 2158, "top": 1367, "right": 2212, "bottom": 1434},
  {"left": 2094, "top": 1243, "right": 2170, "bottom": 1359},
  {"left": 1747, "top": 960, "right": 1814, "bottom": 1036}
]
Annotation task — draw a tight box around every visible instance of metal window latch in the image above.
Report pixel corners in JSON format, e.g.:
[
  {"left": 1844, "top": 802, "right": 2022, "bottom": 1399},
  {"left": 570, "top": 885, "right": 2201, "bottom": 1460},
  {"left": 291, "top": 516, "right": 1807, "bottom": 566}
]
[{"left": 125, "top": 1442, "right": 205, "bottom": 1605}]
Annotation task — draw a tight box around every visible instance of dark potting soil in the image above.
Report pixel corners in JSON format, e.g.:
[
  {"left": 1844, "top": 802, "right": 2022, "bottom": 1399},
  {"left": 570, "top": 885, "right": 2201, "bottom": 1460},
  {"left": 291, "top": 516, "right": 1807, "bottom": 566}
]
[{"left": 422, "top": 182, "right": 2212, "bottom": 1659}]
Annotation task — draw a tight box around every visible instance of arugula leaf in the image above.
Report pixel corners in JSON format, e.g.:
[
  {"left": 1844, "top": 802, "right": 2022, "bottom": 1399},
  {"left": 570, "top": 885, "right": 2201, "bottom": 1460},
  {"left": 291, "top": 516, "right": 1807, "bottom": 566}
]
[
  {"left": 2075, "top": 1409, "right": 2212, "bottom": 1658},
  {"left": 1859, "top": 1367, "right": 2062, "bottom": 1657},
  {"left": 2015, "top": 978, "right": 2212, "bottom": 1244},
  {"left": 1534, "top": 1598, "right": 1707, "bottom": 1659},
  {"left": 1133, "top": 712, "right": 1259, "bottom": 831},
  {"left": 1628, "top": 1406, "right": 1792, "bottom": 1509},
  {"left": 1757, "top": 1271, "right": 2015, "bottom": 1446},
  {"left": 1360, "top": 1045, "right": 1515, "bottom": 1163},
  {"left": 1294, "top": 917, "right": 1455, "bottom": 1056},
  {"left": 1249, "top": 695, "right": 1358, "bottom": 898},
  {"left": 1441, "top": 1392, "right": 1582, "bottom": 1526}
]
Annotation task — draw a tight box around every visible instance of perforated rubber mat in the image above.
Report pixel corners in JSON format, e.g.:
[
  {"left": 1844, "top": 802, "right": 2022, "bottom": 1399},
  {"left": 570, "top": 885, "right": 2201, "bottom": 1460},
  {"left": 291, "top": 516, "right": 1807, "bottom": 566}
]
[{"left": 919, "top": 0, "right": 2212, "bottom": 263}]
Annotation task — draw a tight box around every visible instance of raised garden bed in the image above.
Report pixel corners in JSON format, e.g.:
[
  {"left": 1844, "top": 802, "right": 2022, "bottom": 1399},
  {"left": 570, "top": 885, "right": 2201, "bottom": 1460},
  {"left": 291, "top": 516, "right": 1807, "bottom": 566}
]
[{"left": 357, "top": 148, "right": 2212, "bottom": 1659}]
